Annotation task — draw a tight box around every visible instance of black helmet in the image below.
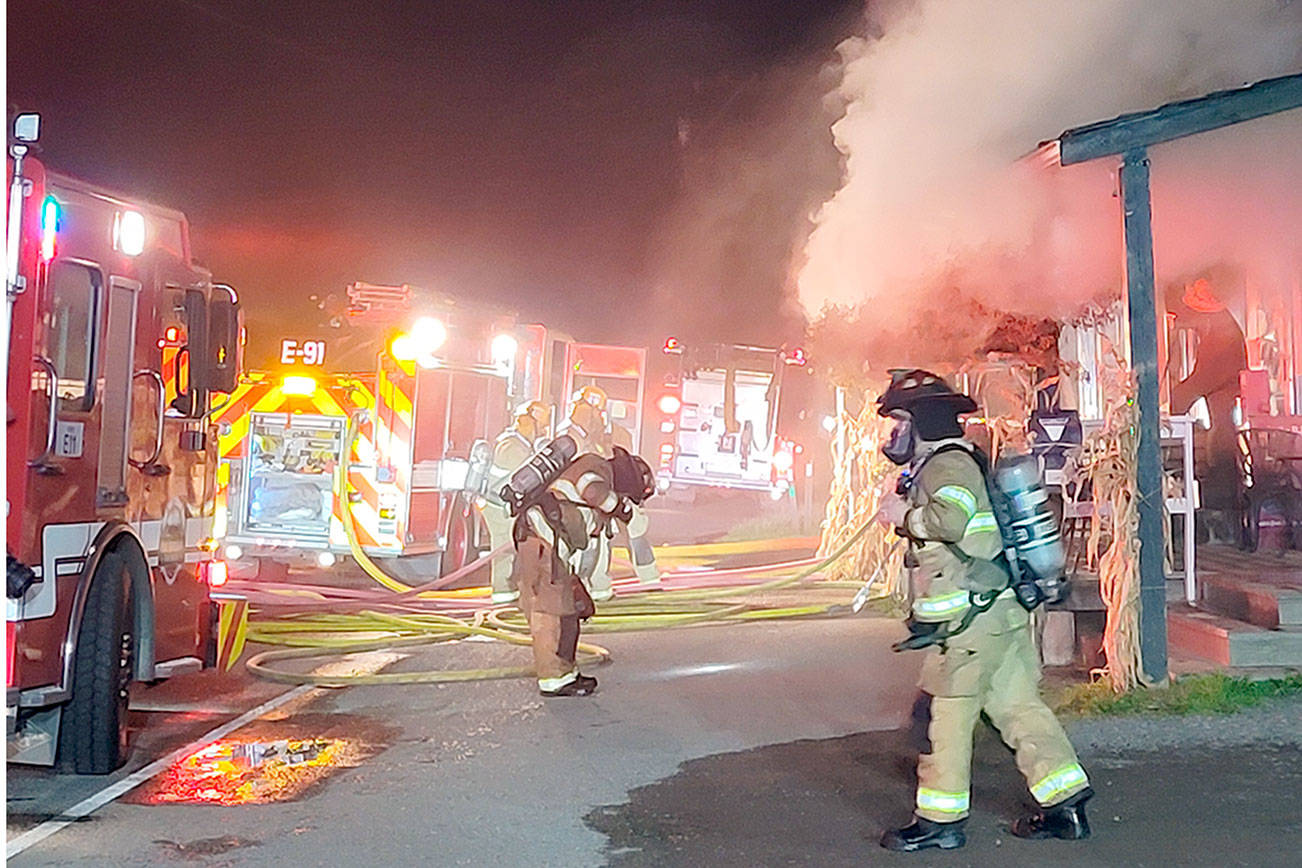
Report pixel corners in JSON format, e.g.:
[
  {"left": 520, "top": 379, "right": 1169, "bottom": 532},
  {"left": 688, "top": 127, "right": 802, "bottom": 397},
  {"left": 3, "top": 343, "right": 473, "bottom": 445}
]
[
  {"left": 609, "top": 446, "right": 656, "bottom": 504},
  {"left": 877, "top": 369, "right": 977, "bottom": 417}
]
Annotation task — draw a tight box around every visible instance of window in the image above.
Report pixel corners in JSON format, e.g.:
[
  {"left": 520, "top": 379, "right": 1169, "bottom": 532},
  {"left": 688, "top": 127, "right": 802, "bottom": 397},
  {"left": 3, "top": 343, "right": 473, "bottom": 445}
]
[{"left": 45, "top": 261, "right": 101, "bottom": 410}]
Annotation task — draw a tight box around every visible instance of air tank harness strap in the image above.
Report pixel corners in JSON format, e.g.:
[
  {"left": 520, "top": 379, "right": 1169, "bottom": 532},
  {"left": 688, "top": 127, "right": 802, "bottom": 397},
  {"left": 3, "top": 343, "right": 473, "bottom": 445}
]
[{"left": 891, "top": 586, "right": 1004, "bottom": 652}]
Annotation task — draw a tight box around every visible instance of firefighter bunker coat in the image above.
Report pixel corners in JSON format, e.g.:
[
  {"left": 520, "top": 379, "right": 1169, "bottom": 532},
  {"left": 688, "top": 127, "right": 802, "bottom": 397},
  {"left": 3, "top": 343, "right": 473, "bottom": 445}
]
[
  {"left": 901, "top": 440, "right": 1089, "bottom": 823},
  {"left": 510, "top": 454, "right": 620, "bottom": 690}
]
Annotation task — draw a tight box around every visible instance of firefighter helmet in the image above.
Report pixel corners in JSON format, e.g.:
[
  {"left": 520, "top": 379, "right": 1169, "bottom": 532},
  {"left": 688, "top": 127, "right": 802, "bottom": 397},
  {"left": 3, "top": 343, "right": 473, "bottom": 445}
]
[
  {"left": 878, "top": 369, "right": 975, "bottom": 463},
  {"left": 514, "top": 400, "right": 550, "bottom": 441},
  {"left": 877, "top": 369, "right": 977, "bottom": 417},
  {"left": 609, "top": 446, "right": 656, "bottom": 505}
]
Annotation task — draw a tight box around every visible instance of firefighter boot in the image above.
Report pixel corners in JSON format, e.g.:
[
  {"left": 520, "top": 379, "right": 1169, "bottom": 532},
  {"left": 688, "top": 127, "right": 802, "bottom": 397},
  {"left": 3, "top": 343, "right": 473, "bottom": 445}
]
[
  {"left": 880, "top": 817, "right": 966, "bottom": 852},
  {"left": 1012, "top": 787, "right": 1093, "bottom": 840},
  {"left": 540, "top": 674, "right": 598, "bottom": 697}
]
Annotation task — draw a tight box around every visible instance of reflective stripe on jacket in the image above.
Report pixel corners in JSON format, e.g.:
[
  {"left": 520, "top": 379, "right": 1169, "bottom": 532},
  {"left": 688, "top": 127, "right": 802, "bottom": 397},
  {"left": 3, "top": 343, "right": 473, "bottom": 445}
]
[{"left": 902, "top": 441, "right": 1004, "bottom": 623}]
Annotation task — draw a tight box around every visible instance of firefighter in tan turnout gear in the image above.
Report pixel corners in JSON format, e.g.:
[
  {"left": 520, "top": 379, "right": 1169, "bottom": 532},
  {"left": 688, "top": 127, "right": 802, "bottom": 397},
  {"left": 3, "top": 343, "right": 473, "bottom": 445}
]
[
  {"left": 507, "top": 438, "right": 656, "bottom": 696},
  {"left": 874, "top": 370, "right": 1092, "bottom": 853},
  {"left": 484, "top": 401, "right": 551, "bottom": 604}
]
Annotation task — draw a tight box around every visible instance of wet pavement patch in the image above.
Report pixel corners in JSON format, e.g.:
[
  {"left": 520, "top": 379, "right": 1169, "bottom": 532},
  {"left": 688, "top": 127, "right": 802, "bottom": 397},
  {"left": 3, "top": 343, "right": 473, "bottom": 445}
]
[
  {"left": 587, "top": 728, "right": 997, "bottom": 867},
  {"left": 127, "top": 713, "right": 399, "bottom": 806},
  {"left": 587, "top": 730, "right": 1302, "bottom": 867}
]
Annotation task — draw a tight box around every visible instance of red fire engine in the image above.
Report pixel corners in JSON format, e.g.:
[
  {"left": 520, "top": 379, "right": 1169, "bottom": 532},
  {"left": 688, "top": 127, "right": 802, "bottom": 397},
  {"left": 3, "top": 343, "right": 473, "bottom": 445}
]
[
  {"left": 648, "top": 338, "right": 810, "bottom": 499},
  {"left": 213, "top": 283, "right": 518, "bottom": 582},
  {"left": 6, "top": 115, "right": 243, "bottom": 772}
]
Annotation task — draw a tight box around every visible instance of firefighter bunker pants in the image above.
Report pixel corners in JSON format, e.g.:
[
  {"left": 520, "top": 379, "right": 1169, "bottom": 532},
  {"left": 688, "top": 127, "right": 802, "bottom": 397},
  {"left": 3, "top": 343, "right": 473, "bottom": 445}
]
[
  {"left": 512, "top": 537, "right": 582, "bottom": 690},
  {"left": 913, "top": 598, "right": 1089, "bottom": 823},
  {"left": 483, "top": 501, "right": 516, "bottom": 597}
]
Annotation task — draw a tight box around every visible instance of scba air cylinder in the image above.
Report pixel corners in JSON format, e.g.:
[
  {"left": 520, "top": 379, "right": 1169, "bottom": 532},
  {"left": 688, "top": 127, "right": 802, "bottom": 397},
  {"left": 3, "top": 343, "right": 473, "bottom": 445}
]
[
  {"left": 500, "top": 434, "right": 578, "bottom": 516},
  {"left": 992, "top": 455, "right": 1067, "bottom": 603}
]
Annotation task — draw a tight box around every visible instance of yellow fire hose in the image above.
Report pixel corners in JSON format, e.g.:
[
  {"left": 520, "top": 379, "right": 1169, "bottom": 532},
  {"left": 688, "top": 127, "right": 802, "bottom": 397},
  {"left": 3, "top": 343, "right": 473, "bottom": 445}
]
[
  {"left": 242, "top": 411, "right": 878, "bottom": 687},
  {"left": 243, "top": 521, "right": 875, "bottom": 687}
]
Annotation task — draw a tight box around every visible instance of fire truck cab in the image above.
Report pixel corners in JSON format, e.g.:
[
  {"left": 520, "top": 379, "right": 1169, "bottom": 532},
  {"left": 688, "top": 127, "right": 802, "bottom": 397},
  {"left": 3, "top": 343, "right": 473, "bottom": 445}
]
[{"left": 6, "top": 115, "right": 242, "bottom": 772}]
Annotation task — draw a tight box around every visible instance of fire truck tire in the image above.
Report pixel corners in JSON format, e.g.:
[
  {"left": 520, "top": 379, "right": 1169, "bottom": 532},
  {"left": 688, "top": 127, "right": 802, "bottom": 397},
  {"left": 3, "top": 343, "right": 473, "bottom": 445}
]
[
  {"left": 441, "top": 493, "right": 489, "bottom": 587},
  {"left": 58, "top": 550, "right": 133, "bottom": 775}
]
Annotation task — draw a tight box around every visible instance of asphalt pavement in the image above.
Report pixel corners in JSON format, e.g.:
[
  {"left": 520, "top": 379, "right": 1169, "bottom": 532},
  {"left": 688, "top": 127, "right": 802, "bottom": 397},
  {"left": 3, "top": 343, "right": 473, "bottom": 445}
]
[
  {"left": 9, "top": 611, "right": 1302, "bottom": 867},
  {"left": 9, "top": 491, "right": 1302, "bottom": 866}
]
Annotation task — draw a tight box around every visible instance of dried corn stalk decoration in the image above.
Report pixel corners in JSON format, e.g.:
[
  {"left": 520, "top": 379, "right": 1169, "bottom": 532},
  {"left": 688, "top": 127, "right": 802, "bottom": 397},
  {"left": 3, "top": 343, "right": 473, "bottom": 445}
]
[
  {"left": 1068, "top": 361, "right": 1151, "bottom": 692},
  {"left": 819, "top": 394, "right": 906, "bottom": 602}
]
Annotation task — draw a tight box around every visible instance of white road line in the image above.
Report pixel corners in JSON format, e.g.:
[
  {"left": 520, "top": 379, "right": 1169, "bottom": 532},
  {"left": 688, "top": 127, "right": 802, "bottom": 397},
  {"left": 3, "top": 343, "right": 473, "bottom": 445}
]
[{"left": 5, "top": 684, "right": 314, "bottom": 859}]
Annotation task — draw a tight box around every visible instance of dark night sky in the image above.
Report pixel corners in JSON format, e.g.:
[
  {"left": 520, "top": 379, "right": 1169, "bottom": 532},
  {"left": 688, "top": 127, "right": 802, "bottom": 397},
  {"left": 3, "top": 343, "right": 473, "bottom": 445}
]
[{"left": 8, "top": 0, "right": 857, "bottom": 363}]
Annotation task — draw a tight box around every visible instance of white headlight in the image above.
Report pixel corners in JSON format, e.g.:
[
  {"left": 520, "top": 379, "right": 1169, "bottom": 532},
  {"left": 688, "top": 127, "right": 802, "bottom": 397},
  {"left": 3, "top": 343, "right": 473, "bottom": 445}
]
[
  {"left": 410, "top": 316, "right": 447, "bottom": 354},
  {"left": 223, "top": 544, "right": 243, "bottom": 561},
  {"left": 316, "top": 551, "right": 337, "bottom": 568},
  {"left": 491, "top": 333, "right": 518, "bottom": 366},
  {"left": 115, "top": 210, "right": 146, "bottom": 256}
]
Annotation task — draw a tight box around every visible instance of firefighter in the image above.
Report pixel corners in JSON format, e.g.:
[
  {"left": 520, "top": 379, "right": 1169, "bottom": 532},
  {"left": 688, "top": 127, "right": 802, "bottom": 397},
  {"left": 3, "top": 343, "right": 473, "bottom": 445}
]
[
  {"left": 561, "top": 385, "right": 609, "bottom": 455},
  {"left": 484, "top": 401, "right": 551, "bottom": 604},
  {"left": 874, "top": 370, "right": 1092, "bottom": 853},
  {"left": 559, "top": 386, "right": 616, "bottom": 600},
  {"left": 511, "top": 446, "right": 655, "bottom": 696}
]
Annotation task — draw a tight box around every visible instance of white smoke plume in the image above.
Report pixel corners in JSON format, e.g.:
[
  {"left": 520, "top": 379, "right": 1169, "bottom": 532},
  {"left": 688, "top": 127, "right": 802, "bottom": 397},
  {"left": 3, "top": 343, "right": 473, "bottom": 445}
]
[{"left": 799, "top": 0, "right": 1302, "bottom": 365}]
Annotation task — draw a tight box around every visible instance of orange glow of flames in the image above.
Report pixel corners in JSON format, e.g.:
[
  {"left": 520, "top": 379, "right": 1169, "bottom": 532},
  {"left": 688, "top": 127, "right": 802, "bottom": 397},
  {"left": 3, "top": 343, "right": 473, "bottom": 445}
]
[{"left": 139, "top": 737, "right": 352, "bottom": 806}]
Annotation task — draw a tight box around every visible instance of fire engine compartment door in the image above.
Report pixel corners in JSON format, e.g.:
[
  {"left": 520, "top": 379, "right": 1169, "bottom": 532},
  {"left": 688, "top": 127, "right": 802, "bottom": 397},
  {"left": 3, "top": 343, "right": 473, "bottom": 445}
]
[
  {"left": 96, "top": 276, "right": 141, "bottom": 508},
  {"left": 676, "top": 368, "right": 774, "bottom": 485},
  {"left": 240, "top": 412, "right": 344, "bottom": 541}
]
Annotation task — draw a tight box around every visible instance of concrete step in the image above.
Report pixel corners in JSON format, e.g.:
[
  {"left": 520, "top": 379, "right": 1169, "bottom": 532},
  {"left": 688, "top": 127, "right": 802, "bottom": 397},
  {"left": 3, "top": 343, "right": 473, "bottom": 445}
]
[
  {"left": 1200, "top": 574, "right": 1302, "bottom": 629},
  {"left": 1168, "top": 604, "right": 1302, "bottom": 668}
]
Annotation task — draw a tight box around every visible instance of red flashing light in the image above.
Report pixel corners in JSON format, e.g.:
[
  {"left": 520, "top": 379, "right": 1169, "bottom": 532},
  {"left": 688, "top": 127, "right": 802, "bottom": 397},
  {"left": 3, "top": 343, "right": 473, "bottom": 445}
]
[
  {"left": 165, "top": 326, "right": 180, "bottom": 343},
  {"left": 663, "top": 337, "right": 682, "bottom": 354},
  {"left": 39, "top": 196, "right": 59, "bottom": 262},
  {"left": 784, "top": 347, "right": 807, "bottom": 366},
  {"left": 205, "top": 560, "right": 229, "bottom": 588}
]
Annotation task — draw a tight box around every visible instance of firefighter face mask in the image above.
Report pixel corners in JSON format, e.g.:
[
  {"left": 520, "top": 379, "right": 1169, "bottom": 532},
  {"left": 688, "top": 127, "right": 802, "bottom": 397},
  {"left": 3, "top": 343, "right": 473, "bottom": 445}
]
[{"left": 883, "top": 411, "right": 916, "bottom": 466}]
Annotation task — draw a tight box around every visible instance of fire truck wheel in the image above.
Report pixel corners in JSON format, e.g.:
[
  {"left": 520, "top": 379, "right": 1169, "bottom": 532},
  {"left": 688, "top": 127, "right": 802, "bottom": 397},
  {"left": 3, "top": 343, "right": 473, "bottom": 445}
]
[
  {"left": 58, "top": 550, "right": 133, "bottom": 775},
  {"left": 441, "top": 493, "right": 489, "bottom": 587}
]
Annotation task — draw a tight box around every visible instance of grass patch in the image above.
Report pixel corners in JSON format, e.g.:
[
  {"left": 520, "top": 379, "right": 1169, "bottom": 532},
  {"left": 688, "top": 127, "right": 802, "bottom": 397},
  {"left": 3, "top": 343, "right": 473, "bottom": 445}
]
[{"left": 1053, "top": 673, "right": 1302, "bottom": 718}]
